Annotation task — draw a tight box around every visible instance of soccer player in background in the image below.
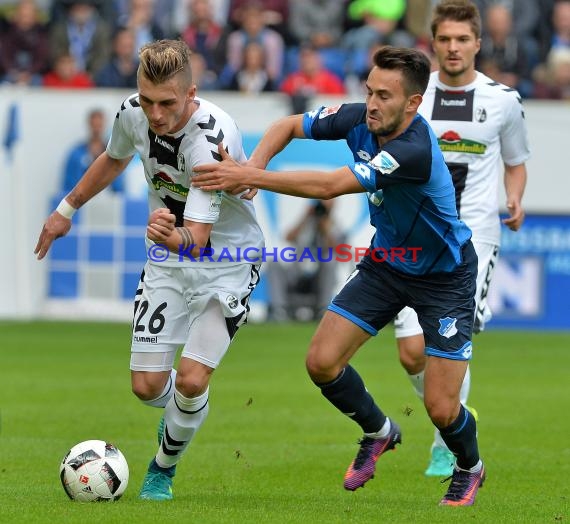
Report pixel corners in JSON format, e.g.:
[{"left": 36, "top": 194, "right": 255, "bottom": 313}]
[
  {"left": 35, "top": 39, "right": 264, "bottom": 501},
  {"left": 393, "top": 0, "right": 529, "bottom": 477},
  {"left": 193, "top": 46, "right": 485, "bottom": 506}
]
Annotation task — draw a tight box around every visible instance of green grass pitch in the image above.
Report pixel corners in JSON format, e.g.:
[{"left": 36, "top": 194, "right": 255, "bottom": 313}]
[{"left": 0, "top": 321, "right": 568, "bottom": 523}]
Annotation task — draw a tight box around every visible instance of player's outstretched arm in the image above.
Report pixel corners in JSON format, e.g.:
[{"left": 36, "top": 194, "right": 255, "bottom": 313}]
[
  {"left": 34, "top": 153, "right": 131, "bottom": 260},
  {"left": 193, "top": 143, "right": 363, "bottom": 199},
  {"left": 247, "top": 114, "right": 305, "bottom": 169}
]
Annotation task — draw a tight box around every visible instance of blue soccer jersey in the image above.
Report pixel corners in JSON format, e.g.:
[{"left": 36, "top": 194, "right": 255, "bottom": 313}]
[{"left": 303, "top": 103, "right": 472, "bottom": 275}]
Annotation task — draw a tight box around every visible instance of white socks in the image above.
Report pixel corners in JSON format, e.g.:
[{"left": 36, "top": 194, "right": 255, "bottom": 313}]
[{"left": 156, "top": 387, "right": 210, "bottom": 468}]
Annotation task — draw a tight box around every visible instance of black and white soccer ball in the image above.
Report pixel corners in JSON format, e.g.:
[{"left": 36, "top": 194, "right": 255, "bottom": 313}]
[{"left": 59, "top": 440, "right": 129, "bottom": 502}]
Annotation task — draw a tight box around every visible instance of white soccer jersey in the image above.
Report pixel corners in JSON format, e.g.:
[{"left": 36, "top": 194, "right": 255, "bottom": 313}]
[
  {"left": 418, "top": 71, "right": 530, "bottom": 245},
  {"left": 107, "top": 95, "right": 264, "bottom": 267}
]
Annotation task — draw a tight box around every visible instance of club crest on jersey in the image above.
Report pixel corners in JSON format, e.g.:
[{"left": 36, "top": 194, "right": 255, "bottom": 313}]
[
  {"left": 177, "top": 152, "right": 186, "bottom": 172},
  {"left": 475, "top": 106, "right": 487, "bottom": 122},
  {"left": 369, "top": 151, "right": 400, "bottom": 174},
  {"left": 318, "top": 105, "right": 341, "bottom": 119},
  {"left": 226, "top": 295, "right": 238, "bottom": 309},
  {"left": 438, "top": 317, "right": 458, "bottom": 338}
]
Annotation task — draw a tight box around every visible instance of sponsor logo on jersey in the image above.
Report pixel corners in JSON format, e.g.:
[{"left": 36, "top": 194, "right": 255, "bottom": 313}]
[
  {"left": 356, "top": 149, "right": 372, "bottom": 161},
  {"left": 148, "top": 130, "right": 185, "bottom": 169},
  {"left": 318, "top": 105, "right": 341, "bottom": 119},
  {"left": 209, "top": 190, "right": 222, "bottom": 212},
  {"left": 438, "top": 130, "right": 487, "bottom": 154},
  {"left": 369, "top": 150, "right": 400, "bottom": 174},
  {"left": 432, "top": 88, "right": 474, "bottom": 121},
  {"left": 151, "top": 171, "right": 189, "bottom": 196},
  {"left": 438, "top": 317, "right": 458, "bottom": 338}
]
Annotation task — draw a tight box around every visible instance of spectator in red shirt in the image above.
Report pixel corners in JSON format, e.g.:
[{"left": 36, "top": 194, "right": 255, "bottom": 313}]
[
  {"left": 43, "top": 53, "right": 94, "bottom": 87},
  {"left": 280, "top": 45, "right": 346, "bottom": 97}
]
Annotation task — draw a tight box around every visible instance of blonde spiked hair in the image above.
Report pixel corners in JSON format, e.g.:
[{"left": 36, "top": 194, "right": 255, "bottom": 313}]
[{"left": 138, "top": 39, "right": 193, "bottom": 86}]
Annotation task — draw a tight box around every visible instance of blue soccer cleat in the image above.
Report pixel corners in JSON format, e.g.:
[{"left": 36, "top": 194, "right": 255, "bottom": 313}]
[{"left": 139, "top": 468, "right": 173, "bottom": 501}]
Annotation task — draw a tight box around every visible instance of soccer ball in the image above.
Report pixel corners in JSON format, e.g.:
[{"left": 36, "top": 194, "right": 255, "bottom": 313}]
[{"left": 59, "top": 440, "right": 129, "bottom": 502}]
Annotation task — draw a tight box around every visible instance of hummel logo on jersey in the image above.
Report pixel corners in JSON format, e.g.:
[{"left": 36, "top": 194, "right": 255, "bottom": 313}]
[
  {"left": 440, "top": 98, "right": 466, "bottom": 106},
  {"left": 155, "top": 135, "right": 175, "bottom": 152},
  {"left": 370, "top": 151, "right": 400, "bottom": 174},
  {"left": 148, "top": 130, "right": 185, "bottom": 169},
  {"left": 438, "top": 317, "right": 458, "bottom": 338}
]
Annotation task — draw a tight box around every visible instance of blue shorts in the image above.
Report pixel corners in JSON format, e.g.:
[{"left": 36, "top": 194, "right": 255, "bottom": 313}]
[{"left": 329, "top": 242, "right": 477, "bottom": 360}]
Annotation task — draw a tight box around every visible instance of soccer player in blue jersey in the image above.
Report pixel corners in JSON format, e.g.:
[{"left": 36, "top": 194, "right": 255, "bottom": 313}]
[{"left": 193, "top": 46, "right": 485, "bottom": 506}]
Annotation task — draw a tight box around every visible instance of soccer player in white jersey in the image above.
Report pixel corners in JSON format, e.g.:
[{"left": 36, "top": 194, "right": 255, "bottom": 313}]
[
  {"left": 393, "top": 0, "right": 529, "bottom": 477},
  {"left": 34, "top": 39, "right": 264, "bottom": 500}
]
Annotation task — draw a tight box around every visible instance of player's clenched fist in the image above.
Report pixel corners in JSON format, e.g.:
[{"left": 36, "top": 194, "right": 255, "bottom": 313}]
[{"left": 147, "top": 207, "right": 175, "bottom": 243}]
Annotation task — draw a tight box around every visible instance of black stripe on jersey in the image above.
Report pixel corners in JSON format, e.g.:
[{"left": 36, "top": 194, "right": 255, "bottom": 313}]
[
  {"left": 197, "top": 115, "right": 216, "bottom": 130},
  {"left": 487, "top": 81, "right": 525, "bottom": 117},
  {"left": 206, "top": 129, "right": 224, "bottom": 145},
  {"left": 446, "top": 162, "right": 469, "bottom": 217},
  {"left": 148, "top": 129, "right": 185, "bottom": 169},
  {"left": 197, "top": 114, "right": 229, "bottom": 160},
  {"left": 161, "top": 195, "right": 186, "bottom": 226}
]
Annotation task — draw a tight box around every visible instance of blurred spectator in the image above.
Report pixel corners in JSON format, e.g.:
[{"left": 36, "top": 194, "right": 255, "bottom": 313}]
[
  {"left": 223, "top": 0, "right": 285, "bottom": 85},
  {"left": 61, "top": 109, "right": 124, "bottom": 192},
  {"left": 288, "top": 0, "right": 346, "bottom": 49},
  {"left": 225, "top": 41, "right": 276, "bottom": 92},
  {"left": 116, "top": 0, "right": 164, "bottom": 60},
  {"left": 550, "top": 0, "right": 570, "bottom": 51},
  {"left": 43, "top": 53, "right": 95, "bottom": 87},
  {"left": 179, "top": 0, "right": 223, "bottom": 75},
  {"left": 473, "top": 0, "right": 540, "bottom": 69},
  {"left": 404, "top": 0, "right": 433, "bottom": 50},
  {"left": 0, "top": 0, "right": 50, "bottom": 86},
  {"left": 94, "top": 27, "right": 139, "bottom": 87},
  {"left": 533, "top": 47, "right": 570, "bottom": 99},
  {"left": 477, "top": 3, "right": 533, "bottom": 97},
  {"left": 341, "top": 0, "right": 415, "bottom": 78},
  {"left": 228, "top": 0, "right": 289, "bottom": 41},
  {"left": 161, "top": 0, "right": 229, "bottom": 37},
  {"left": 190, "top": 50, "right": 218, "bottom": 90},
  {"left": 280, "top": 44, "right": 346, "bottom": 97},
  {"left": 50, "top": 0, "right": 115, "bottom": 23},
  {"left": 267, "top": 200, "right": 342, "bottom": 322},
  {"left": 49, "top": 0, "right": 112, "bottom": 77}
]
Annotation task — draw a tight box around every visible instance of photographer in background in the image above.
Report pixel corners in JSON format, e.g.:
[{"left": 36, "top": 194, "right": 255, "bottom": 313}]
[{"left": 267, "top": 199, "right": 342, "bottom": 322}]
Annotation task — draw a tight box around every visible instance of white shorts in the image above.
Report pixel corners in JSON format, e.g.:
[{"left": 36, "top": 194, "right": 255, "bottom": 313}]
[
  {"left": 394, "top": 241, "right": 499, "bottom": 338},
  {"left": 130, "top": 261, "right": 261, "bottom": 372}
]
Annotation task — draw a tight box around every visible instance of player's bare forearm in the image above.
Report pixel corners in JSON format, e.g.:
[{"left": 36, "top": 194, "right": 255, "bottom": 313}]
[
  {"left": 503, "top": 163, "right": 527, "bottom": 231},
  {"left": 67, "top": 153, "right": 131, "bottom": 208},
  {"left": 194, "top": 143, "right": 362, "bottom": 199},
  {"left": 247, "top": 115, "right": 305, "bottom": 169}
]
